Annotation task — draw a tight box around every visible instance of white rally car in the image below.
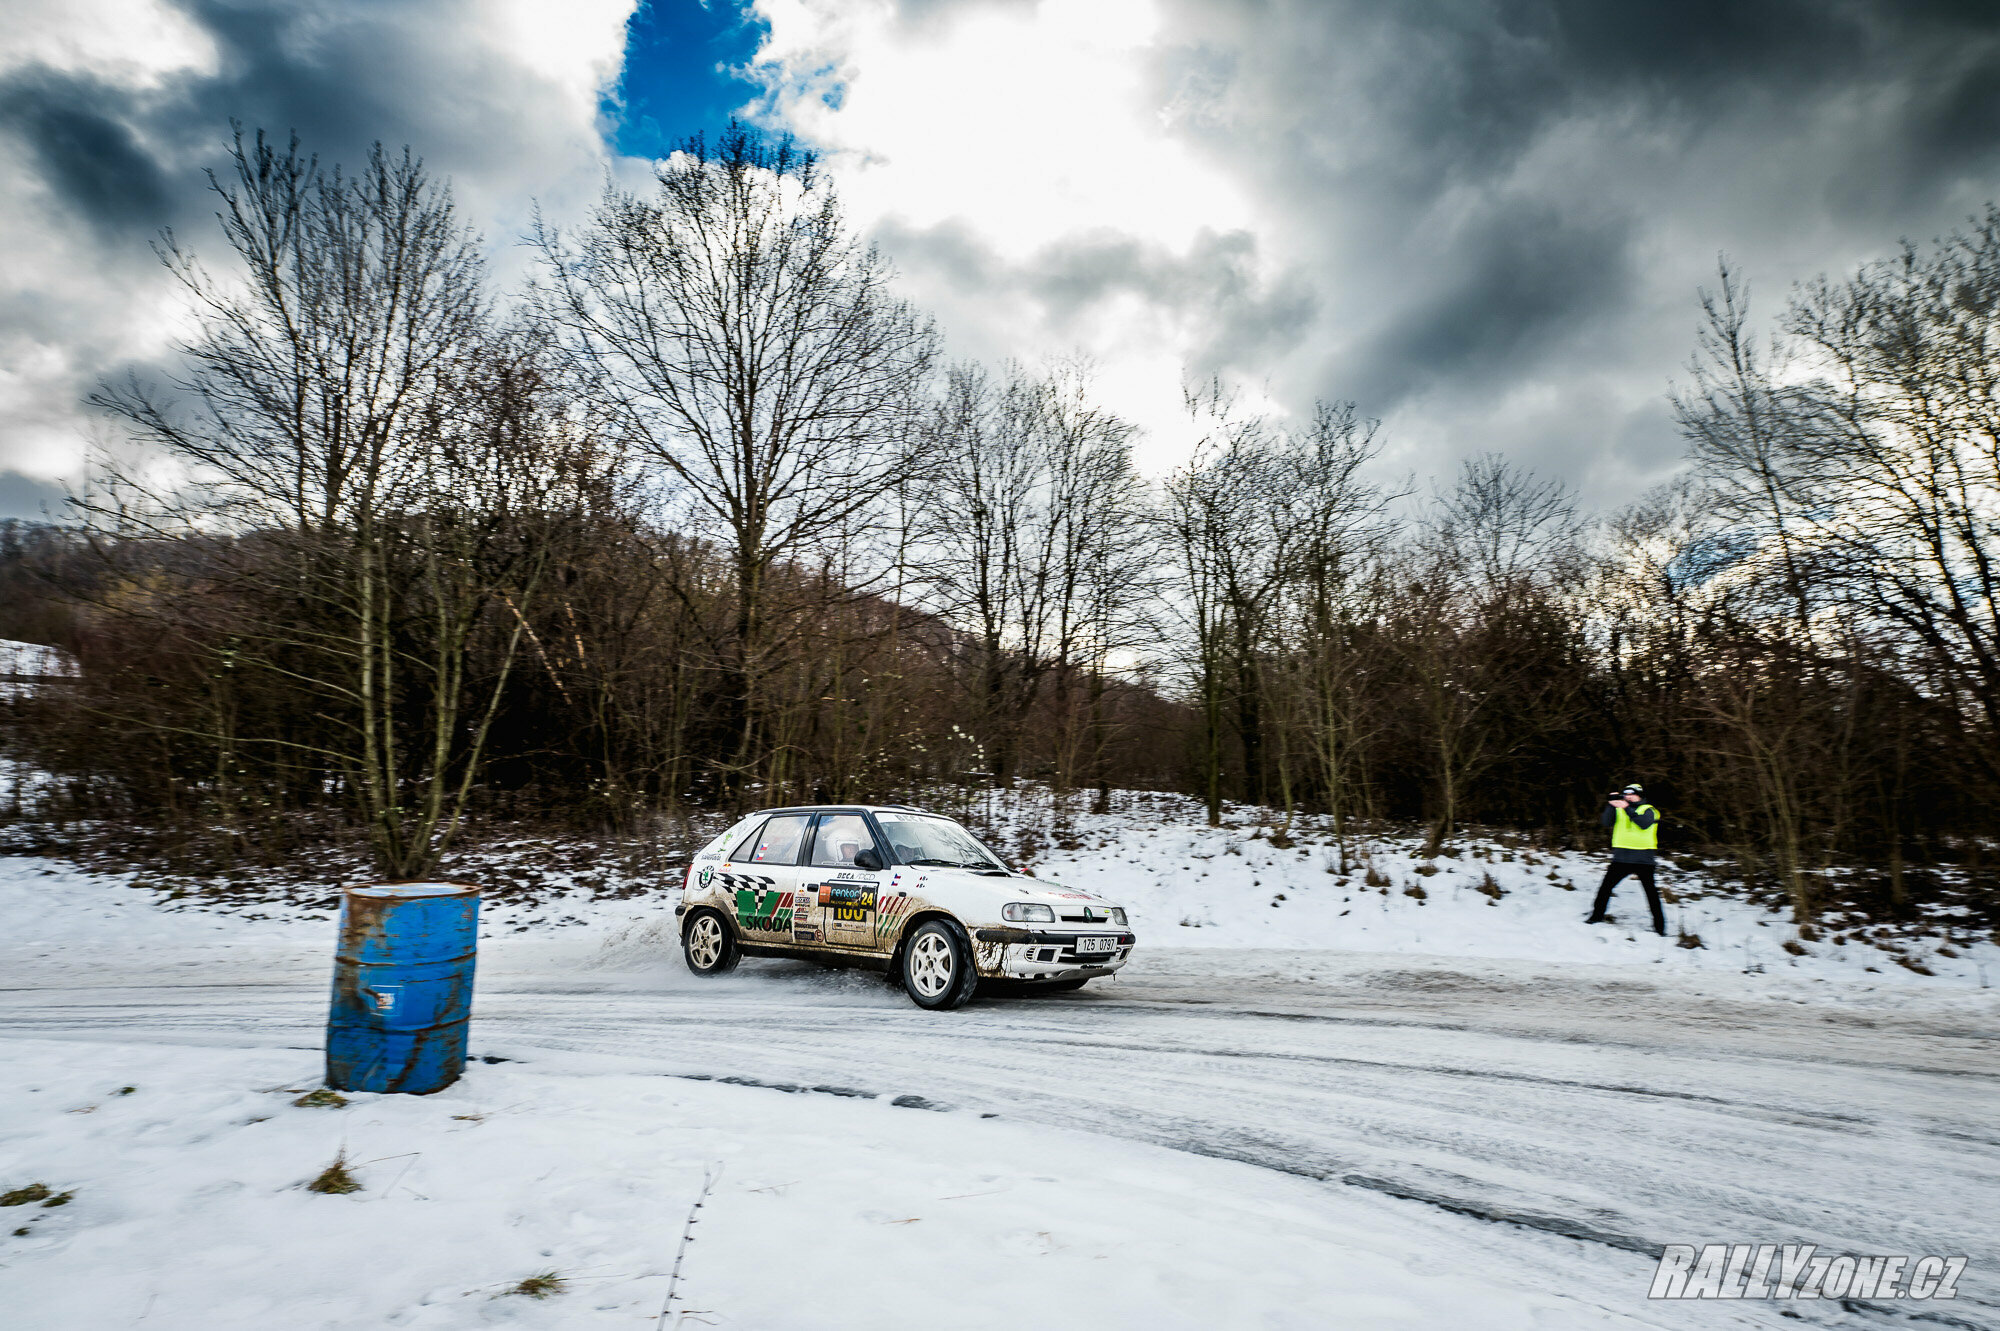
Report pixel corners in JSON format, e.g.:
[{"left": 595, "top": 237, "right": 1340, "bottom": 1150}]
[{"left": 675, "top": 804, "right": 1136, "bottom": 1009}]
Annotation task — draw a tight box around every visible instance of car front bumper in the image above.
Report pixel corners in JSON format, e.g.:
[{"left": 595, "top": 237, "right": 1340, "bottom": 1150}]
[{"left": 972, "top": 928, "right": 1136, "bottom": 979}]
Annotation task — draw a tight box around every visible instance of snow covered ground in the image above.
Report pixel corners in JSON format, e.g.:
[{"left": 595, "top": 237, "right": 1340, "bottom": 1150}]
[
  {"left": 2, "top": 1037, "right": 1692, "bottom": 1330},
  {"left": 11, "top": 786, "right": 1996, "bottom": 989},
  {"left": 1008, "top": 797, "right": 2000, "bottom": 988},
  {"left": 3, "top": 796, "right": 1998, "bottom": 1329}
]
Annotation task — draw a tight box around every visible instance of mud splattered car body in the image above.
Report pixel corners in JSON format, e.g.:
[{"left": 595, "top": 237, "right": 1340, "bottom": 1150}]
[{"left": 676, "top": 804, "right": 1135, "bottom": 1008}]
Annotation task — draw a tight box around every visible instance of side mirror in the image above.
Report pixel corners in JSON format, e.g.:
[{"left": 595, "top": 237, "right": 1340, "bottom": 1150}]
[{"left": 854, "top": 848, "right": 884, "bottom": 872}]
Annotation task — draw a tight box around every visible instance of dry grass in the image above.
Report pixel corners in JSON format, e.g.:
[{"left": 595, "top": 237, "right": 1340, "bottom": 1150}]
[
  {"left": 1, "top": 1184, "right": 52, "bottom": 1207},
  {"left": 293, "top": 1088, "right": 349, "bottom": 1109},
  {"left": 504, "top": 1271, "right": 566, "bottom": 1300},
  {"left": 307, "top": 1151, "right": 361, "bottom": 1195}
]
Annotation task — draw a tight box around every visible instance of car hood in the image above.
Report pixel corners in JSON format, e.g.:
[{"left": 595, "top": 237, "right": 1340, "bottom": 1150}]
[{"left": 893, "top": 865, "right": 1123, "bottom": 909}]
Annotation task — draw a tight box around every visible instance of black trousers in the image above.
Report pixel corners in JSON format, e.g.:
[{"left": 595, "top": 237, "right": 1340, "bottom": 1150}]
[{"left": 1590, "top": 862, "right": 1665, "bottom": 933}]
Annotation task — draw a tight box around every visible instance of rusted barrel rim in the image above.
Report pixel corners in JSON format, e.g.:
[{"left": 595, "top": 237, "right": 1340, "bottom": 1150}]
[{"left": 343, "top": 881, "right": 482, "bottom": 900}]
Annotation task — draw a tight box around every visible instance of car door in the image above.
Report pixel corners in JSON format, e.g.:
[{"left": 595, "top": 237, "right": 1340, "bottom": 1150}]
[
  {"left": 724, "top": 812, "right": 812, "bottom": 943},
  {"left": 798, "top": 811, "right": 889, "bottom": 953}
]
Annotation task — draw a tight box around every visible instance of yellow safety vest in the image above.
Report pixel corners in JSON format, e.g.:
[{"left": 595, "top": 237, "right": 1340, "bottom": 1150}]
[{"left": 1612, "top": 804, "right": 1660, "bottom": 851}]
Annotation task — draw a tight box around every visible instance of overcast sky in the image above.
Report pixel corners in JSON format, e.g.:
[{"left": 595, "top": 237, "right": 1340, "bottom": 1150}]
[{"left": 4, "top": 0, "right": 1999, "bottom": 520}]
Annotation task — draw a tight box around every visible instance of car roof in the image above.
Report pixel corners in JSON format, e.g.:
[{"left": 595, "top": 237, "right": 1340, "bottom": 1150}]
[{"left": 741, "top": 803, "right": 945, "bottom": 818}]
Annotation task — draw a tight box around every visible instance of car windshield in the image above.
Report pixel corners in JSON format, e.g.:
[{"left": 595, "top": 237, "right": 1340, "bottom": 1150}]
[{"left": 876, "top": 813, "right": 1006, "bottom": 871}]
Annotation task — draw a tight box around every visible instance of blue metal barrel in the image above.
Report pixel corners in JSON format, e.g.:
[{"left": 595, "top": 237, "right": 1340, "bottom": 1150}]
[{"left": 325, "top": 882, "right": 480, "bottom": 1094}]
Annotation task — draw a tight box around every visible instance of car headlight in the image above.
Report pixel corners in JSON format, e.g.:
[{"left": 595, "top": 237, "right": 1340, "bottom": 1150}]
[
  {"left": 1109, "top": 908, "right": 1127, "bottom": 927},
  {"left": 1002, "top": 902, "right": 1054, "bottom": 923}
]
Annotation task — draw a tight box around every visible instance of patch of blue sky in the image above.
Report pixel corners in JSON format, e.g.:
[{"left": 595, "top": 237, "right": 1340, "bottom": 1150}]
[
  {"left": 1664, "top": 529, "right": 1759, "bottom": 591},
  {"left": 602, "top": 1, "right": 772, "bottom": 161}
]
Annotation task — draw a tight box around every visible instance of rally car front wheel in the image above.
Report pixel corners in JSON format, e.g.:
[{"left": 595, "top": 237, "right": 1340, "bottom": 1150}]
[
  {"left": 682, "top": 909, "right": 740, "bottom": 976},
  {"left": 900, "top": 919, "right": 978, "bottom": 1010}
]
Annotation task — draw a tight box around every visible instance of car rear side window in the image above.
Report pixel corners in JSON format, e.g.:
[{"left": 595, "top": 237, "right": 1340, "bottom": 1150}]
[
  {"left": 704, "top": 817, "right": 757, "bottom": 860},
  {"left": 734, "top": 814, "right": 812, "bottom": 865},
  {"left": 809, "top": 813, "right": 876, "bottom": 867}
]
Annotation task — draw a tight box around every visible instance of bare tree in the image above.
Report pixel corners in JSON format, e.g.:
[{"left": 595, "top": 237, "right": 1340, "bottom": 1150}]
[
  {"left": 1035, "top": 363, "right": 1155, "bottom": 815},
  {"left": 912, "top": 360, "right": 1151, "bottom": 800},
  {"left": 90, "top": 127, "right": 597, "bottom": 878},
  {"left": 1673, "top": 264, "right": 1823, "bottom": 639},
  {"left": 1270, "top": 401, "right": 1395, "bottom": 848},
  {"left": 1783, "top": 215, "right": 2000, "bottom": 768},
  {"left": 1161, "top": 384, "right": 1283, "bottom": 824},
  {"left": 535, "top": 125, "right": 937, "bottom": 799},
  {"left": 911, "top": 363, "right": 1045, "bottom": 786},
  {"left": 1401, "top": 454, "right": 1583, "bottom": 854},
  {"left": 1163, "top": 385, "right": 1390, "bottom": 827},
  {"left": 1679, "top": 216, "right": 2000, "bottom": 781}
]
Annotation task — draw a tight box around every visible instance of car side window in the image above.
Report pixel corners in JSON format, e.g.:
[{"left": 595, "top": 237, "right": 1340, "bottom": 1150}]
[
  {"left": 808, "top": 813, "right": 877, "bottom": 868},
  {"left": 736, "top": 814, "right": 812, "bottom": 865},
  {"left": 707, "top": 817, "right": 757, "bottom": 860}
]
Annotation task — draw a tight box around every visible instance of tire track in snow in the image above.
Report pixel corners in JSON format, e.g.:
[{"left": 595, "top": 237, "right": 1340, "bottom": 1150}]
[{"left": 3, "top": 953, "right": 1995, "bottom": 1325}]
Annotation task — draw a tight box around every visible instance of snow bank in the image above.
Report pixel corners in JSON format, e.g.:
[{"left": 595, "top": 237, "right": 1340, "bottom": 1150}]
[
  {"left": 0, "top": 639, "right": 77, "bottom": 680},
  {"left": 0, "top": 855, "right": 680, "bottom": 949},
  {"left": 2, "top": 782, "right": 1994, "bottom": 989},
  {"left": 1014, "top": 804, "right": 1999, "bottom": 988}
]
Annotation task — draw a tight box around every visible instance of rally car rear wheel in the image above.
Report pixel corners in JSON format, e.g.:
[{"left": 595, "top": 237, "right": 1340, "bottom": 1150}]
[
  {"left": 901, "top": 919, "right": 978, "bottom": 1010},
  {"left": 682, "top": 909, "right": 740, "bottom": 976}
]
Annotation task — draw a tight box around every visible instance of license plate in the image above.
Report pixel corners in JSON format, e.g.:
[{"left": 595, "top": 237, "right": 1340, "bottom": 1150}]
[{"left": 1075, "top": 935, "right": 1117, "bottom": 955}]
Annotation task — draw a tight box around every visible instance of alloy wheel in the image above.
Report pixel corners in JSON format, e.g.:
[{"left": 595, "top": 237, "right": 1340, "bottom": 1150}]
[
  {"left": 908, "top": 931, "right": 955, "bottom": 998},
  {"left": 688, "top": 915, "right": 724, "bottom": 969}
]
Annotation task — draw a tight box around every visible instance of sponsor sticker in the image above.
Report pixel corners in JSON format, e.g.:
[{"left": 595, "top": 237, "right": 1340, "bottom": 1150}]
[
  {"left": 875, "top": 893, "right": 915, "bottom": 939},
  {"left": 734, "top": 888, "right": 794, "bottom": 933},
  {"left": 817, "top": 882, "right": 877, "bottom": 921}
]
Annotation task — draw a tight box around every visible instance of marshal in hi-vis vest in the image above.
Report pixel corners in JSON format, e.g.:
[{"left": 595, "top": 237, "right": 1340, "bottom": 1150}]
[{"left": 1612, "top": 804, "right": 1660, "bottom": 851}]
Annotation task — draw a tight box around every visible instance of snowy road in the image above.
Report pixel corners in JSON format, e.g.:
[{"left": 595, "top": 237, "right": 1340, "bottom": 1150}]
[{"left": 3, "top": 939, "right": 1996, "bottom": 1327}]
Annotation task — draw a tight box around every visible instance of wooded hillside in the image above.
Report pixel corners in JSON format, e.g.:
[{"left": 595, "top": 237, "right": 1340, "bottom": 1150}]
[{"left": 3, "top": 125, "right": 1996, "bottom": 929}]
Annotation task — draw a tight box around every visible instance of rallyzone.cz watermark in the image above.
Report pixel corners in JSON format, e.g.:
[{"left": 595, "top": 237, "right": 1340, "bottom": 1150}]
[{"left": 1650, "top": 1246, "right": 1966, "bottom": 1301}]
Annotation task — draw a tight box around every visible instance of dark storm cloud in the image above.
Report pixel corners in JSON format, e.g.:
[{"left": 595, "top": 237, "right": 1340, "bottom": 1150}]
[
  {"left": 0, "top": 4, "right": 488, "bottom": 247},
  {"left": 1099, "top": 0, "right": 2000, "bottom": 499},
  {"left": 1907, "top": 49, "right": 2000, "bottom": 181},
  {"left": 0, "top": 70, "right": 173, "bottom": 238},
  {"left": 0, "top": 0, "right": 630, "bottom": 499},
  {"left": 792, "top": 0, "right": 1999, "bottom": 498},
  {"left": 168, "top": 0, "right": 545, "bottom": 185},
  {"left": 0, "top": 0, "right": 606, "bottom": 234},
  {"left": 1347, "top": 205, "right": 1633, "bottom": 405}
]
